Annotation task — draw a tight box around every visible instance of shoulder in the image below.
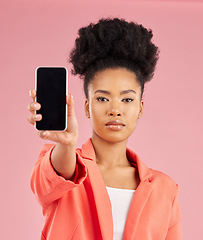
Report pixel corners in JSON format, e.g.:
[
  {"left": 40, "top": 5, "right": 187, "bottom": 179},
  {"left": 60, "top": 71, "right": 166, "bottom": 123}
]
[
  {"left": 149, "top": 168, "right": 179, "bottom": 200},
  {"left": 150, "top": 168, "right": 178, "bottom": 186},
  {"left": 127, "top": 147, "right": 179, "bottom": 191}
]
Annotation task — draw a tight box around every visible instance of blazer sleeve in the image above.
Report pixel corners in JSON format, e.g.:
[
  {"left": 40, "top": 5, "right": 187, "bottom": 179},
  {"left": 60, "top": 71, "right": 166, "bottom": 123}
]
[
  {"left": 30, "top": 144, "right": 87, "bottom": 207},
  {"left": 165, "top": 185, "right": 182, "bottom": 240}
]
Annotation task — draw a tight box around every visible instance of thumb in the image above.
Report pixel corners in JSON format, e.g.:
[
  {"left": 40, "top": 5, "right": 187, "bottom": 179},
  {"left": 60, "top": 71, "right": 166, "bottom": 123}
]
[{"left": 67, "top": 93, "right": 76, "bottom": 117}]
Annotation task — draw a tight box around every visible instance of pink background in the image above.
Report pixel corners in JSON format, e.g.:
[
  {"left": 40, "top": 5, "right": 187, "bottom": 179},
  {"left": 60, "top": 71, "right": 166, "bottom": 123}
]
[{"left": 1, "top": 0, "right": 203, "bottom": 239}]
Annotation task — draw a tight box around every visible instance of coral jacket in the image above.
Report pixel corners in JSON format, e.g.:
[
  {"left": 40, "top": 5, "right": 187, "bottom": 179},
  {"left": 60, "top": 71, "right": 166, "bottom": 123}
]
[{"left": 30, "top": 139, "right": 182, "bottom": 240}]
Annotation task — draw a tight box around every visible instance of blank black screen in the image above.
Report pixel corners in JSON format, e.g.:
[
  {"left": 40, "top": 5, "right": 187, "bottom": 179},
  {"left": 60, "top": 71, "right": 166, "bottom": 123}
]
[{"left": 36, "top": 67, "right": 67, "bottom": 131}]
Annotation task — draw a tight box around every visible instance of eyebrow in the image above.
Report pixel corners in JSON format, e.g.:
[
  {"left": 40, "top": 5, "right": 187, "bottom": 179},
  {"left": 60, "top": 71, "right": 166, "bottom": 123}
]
[
  {"left": 94, "top": 90, "right": 111, "bottom": 94},
  {"left": 94, "top": 89, "right": 136, "bottom": 95},
  {"left": 120, "top": 89, "right": 136, "bottom": 95}
]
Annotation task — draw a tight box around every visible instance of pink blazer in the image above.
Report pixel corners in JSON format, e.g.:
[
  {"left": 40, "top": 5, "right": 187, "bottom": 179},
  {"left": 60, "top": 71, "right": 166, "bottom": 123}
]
[{"left": 30, "top": 139, "right": 182, "bottom": 240}]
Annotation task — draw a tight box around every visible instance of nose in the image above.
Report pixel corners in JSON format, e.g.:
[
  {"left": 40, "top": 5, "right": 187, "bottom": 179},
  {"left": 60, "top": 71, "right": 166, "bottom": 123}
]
[{"left": 107, "top": 101, "right": 122, "bottom": 117}]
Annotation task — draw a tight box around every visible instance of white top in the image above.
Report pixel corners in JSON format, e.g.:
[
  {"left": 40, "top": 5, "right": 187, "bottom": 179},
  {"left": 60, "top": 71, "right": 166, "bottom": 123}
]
[{"left": 106, "top": 186, "right": 135, "bottom": 240}]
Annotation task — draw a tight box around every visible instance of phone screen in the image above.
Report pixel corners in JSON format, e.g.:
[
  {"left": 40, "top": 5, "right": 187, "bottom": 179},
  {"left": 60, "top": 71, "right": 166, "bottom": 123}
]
[{"left": 35, "top": 67, "right": 67, "bottom": 131}]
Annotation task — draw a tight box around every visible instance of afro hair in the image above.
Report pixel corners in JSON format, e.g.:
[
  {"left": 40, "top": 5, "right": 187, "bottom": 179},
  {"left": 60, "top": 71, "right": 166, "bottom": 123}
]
[{"left": 69, "top": 18, "right": 159, "bottom": 97}]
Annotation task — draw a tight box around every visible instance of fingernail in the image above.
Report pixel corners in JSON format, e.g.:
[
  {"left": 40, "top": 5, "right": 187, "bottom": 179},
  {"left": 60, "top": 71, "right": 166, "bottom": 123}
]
[
  {"left": 34, "top": 103, "right": 40, "bottom": 109},
  {"left": 34, "top": 115, "right": 41, "bottom": 120},
  {"left": 41, "top": 131, "right": 47, "bottom": 137}
]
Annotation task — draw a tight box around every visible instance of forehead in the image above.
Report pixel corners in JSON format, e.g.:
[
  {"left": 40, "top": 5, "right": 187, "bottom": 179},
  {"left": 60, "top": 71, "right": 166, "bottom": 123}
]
[{"left": 89, "top": 68, "right": 141, "bottom": 92}]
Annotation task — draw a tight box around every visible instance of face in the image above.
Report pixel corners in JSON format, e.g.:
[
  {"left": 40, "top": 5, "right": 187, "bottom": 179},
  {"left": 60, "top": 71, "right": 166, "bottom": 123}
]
[{"left": 85, "top": 68, "right": 144, "bottom": 144}]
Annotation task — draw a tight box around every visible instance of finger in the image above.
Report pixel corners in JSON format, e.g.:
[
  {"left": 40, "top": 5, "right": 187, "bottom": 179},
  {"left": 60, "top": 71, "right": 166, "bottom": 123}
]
[
  {"left": 28, "top": 102, "right": 41, "bottom": 113},
  {"left": 29, "top": 89, "right": 36, "bottom": 101},
  {"left": 28, "top": 114, "right": 42, "bottom": 124}
]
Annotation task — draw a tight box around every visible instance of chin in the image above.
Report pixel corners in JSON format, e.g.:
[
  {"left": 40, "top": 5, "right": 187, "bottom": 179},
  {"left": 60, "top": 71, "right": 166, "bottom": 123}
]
[{"left": 96, "top": 132, "right": 130, "bottom": 144}]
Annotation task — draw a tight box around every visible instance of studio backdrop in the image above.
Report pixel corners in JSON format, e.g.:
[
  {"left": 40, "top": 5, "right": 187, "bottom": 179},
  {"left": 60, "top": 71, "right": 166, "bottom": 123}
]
[{"left": 1, "top": 0, "right": 203, "bottom": 239}]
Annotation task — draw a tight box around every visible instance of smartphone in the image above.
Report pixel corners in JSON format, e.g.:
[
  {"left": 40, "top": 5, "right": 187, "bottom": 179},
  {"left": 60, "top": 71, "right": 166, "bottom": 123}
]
[{"left": 35, "top": 67, "right": 68, "bottom": 131}]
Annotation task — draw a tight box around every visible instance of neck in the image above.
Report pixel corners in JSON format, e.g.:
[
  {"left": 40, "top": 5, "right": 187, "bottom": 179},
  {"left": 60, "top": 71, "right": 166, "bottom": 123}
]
[{"left": 91, "top": 135, "right": 130, "bottom": 169}]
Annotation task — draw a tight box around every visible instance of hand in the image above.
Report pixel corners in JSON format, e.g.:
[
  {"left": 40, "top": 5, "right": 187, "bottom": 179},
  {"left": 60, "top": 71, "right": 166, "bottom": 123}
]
[{"left": 28, "top": 89, "right": 78, "bottom": 145}]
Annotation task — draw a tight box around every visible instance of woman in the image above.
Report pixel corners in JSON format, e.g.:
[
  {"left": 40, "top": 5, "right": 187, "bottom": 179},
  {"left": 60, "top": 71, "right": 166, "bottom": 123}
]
[{"left": 28, "top": 18, "right": 182, "bottom": 240}]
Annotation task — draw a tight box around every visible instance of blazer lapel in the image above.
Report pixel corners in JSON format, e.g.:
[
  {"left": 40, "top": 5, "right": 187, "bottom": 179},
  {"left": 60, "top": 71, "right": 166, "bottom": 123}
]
[
  {"left": 123, "top": 181, "right": 153, "bottom": 239},
  {"left": 123, "top": 148, "right": 153, "bottom": 240},
  {"left": 81, "top": 139, "right": 113, "bottom": 240}
]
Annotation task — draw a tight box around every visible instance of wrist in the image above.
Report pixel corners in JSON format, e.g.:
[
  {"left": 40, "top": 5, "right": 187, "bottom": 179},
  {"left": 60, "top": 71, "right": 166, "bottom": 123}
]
[
  {"left": 58, "top": 131, "right": 78, "bottom": 146},
  {"left": 58, "top": 135, "right": 77, "bottom": 150}
]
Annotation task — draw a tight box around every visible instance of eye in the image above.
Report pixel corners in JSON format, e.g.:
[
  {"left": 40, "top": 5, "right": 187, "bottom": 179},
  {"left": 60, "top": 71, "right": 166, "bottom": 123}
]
[
  {"left": 96, "top": 97, "right": 109, "bottom": 102},
  {"left": 122, "top": 98, "right": 134, "bottom": 103}
]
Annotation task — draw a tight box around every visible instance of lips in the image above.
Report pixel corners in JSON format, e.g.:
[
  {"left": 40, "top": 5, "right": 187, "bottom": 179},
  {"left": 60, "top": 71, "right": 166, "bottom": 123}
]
[{"left": 105, "top": 120, "right": 125, "bottom": 130}]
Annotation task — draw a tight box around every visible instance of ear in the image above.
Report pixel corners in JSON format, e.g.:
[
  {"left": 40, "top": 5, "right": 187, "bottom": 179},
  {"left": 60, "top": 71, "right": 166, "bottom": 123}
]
[
  {"left": 84, "top": 99, "right": 90, "bottom": 118},
  {"left": 138, "top": 99, "right": 144, "bottom": 119}
]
